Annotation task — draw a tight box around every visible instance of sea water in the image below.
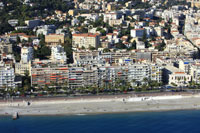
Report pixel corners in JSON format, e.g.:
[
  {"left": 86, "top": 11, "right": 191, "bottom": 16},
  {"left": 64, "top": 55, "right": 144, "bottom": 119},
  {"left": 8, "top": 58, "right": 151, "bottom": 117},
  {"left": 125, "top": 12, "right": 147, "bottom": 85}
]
[{"left": 1, "top": 110, "right": 200, "bottom": 133}]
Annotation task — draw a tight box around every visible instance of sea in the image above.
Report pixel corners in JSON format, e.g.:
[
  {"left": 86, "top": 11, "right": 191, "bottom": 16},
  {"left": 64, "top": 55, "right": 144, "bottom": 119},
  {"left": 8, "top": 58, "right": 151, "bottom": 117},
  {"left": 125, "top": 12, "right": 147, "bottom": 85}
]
[{"left": 1, "top": 110, "right": 200, "bottom": 133}]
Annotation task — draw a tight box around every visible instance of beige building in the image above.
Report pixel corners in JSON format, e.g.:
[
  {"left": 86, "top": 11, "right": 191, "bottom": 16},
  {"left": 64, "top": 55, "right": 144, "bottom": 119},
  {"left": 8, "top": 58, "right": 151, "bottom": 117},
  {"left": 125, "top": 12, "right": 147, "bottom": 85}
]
[
  {"left": 45, "top": 34, "right": 65, "bottom": 44},
  {"left": 68, "top": 9, "right": 78, "bottom": 16},
  {"left": 109, "top": 19, "right": 123, "bottom": 26},
  {"left": 72, "top": 33, "right": 100, "bottom": 49},
  {"left": 0, "top": 42, "right": 12, "bottom": 54},
  {"left": 15, "top": 62, "right": 31, "bottom": 76},
  {"left": 107, "top": 4, "right": 115, "bottom": 11},
  {"left": 187, "top": 0, "right": 200, "bottom": 8},
  {"left": 165, "top": 65, "right": 192, "bottom": 86}
]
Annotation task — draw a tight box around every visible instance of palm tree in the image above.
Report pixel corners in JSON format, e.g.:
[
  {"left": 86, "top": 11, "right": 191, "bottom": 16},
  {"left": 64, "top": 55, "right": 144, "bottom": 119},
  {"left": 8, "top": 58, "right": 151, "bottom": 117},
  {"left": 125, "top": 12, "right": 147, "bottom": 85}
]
[
  {"left": 44, "top": 85, "right": 49, "bottom": 95},
  {"left": 143, "top": 77, "right": 149, "bottom": 86},
  {"left": 131, "top": 79, "right": 136, "bottom": 87}
]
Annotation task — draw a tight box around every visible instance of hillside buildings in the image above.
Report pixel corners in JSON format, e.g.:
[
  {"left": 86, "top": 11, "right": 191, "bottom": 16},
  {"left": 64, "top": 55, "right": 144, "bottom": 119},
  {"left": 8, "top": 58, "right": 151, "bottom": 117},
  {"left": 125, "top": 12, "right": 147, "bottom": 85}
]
[
  {"left": 3, "top": 0, "right": 200, "bottom": 91},
  {"left": 72, "top": 33, "right": 100, "bottom": 49}
]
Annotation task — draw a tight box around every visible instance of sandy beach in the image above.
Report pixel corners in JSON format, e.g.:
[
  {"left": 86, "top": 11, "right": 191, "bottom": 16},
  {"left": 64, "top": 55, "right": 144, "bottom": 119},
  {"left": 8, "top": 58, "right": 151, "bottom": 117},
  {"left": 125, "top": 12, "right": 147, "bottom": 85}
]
[{"left": 1, "top": 93, "right": 200, "bottom": 116}]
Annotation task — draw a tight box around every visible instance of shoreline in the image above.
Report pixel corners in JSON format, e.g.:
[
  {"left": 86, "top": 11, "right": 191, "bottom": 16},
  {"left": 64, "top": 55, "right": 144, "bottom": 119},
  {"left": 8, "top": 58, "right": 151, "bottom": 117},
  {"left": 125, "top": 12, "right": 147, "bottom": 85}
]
[
  {"left": 4, "top": 108, "right": 200, "bottom": 117},
  {"left": 1, "top": 93, "right": 200, "bottom": 116}
]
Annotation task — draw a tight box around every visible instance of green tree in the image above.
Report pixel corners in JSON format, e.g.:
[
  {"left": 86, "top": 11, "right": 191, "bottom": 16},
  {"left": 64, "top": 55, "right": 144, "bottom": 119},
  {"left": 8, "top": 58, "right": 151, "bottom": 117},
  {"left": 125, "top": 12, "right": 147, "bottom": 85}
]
[
  {"left": 115, "top": 41, "right": 126, "bottom": 49},
  {"left": 89, "top": 46, "right": 96, "bottom": 50},
  {"left": 103, "top": 48, "right": 110, "bottom": 52}
]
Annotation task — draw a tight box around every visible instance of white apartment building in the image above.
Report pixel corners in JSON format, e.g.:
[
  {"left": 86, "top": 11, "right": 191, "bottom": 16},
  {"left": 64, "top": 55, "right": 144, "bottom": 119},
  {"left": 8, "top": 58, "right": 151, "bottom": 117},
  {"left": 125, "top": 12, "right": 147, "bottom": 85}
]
[
  {"left": 51, "top": 45, "right": 67, "bottom": 63},
  {"left": 190, "top": 64, "right": 200, "bottom": 83},
  {"left": 154, "top": 27, "right": 164, "bottom": 37},
  {"left": 128, "top": 64, "right": 150, "bottom": 83},
  {"left": 150, "top": 64, "right": 162, "bottom": 82},
  {"left": 179, "top": 59, "right": 194, "bottom": 74},
  {"left": 80, "top": 13, "right": 99, "bottom": 21},
  {"left": 136, "top": 41, "right": 145, "bottom": 49},
  {"left": 72, "top": 33, "right": 100, "bottom": 49},
  {"left": 21, "top": 46, "right": 33, "bottom": 63},
  {"left": 128, "top": 64, "right": 162, "bottom": 84},
  {"left": 8, "top": 19, "right": 19, "bottom": 27},
  {"left": 0, "top": 66, "right": 15, "bottom": 89},
  {"left": 73, "top": 50, "right": 103, "bottom": 66},
  {"left": 104, "top": 12, "right": 120, "bottom": 22},
  {"left": 130, "top": 28, "right": 145, "bottom": 38}
]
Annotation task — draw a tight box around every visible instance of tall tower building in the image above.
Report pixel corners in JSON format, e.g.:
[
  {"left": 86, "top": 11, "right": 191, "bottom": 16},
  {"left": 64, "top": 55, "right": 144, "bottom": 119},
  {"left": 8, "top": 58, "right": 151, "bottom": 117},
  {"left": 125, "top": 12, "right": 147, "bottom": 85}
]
[{"left": 21, "top": 46, "right": 33, "bottom": 63}]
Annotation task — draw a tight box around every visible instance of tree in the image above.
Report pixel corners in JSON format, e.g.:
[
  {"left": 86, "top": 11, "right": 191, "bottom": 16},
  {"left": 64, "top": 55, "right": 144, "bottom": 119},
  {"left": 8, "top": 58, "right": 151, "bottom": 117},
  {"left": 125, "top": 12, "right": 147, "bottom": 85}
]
[
  {"left": 89, "top": 46, "right": 96, "bottom": 51},
  {"left": 16, "top": 36, "right": 21, "bottom": 44},
  {"left": 155, "top": 40, "right": 166, "bottom": 51},
  {"left": 100, "top": 29, "right": 106, "bottom": 36},
  {"left": 143, "top": 77, "right": 149, "bottom": 86},
  {"left": 12, "top": 43, "right": 21, "bottom": 62},
  {"left": 81, "top": 46, "right": 85, "bottom": 49},
  {"left": 22, "top": 70, "right": 31, "bottom": 93},
  {"left": 171, "top": 82, "right": 177, "bottom": 87},
  {"left": 131, "top": 79, "right": 137, "bottom": 87},
  {"left": 115, "top": 41, "right": 126, "bottom": 49},
  {"left": 103, "top": 48, "right": 110, "bottom": 52},
  {"left": 127, "top": 40, "right": 136, "bottom": 50}
]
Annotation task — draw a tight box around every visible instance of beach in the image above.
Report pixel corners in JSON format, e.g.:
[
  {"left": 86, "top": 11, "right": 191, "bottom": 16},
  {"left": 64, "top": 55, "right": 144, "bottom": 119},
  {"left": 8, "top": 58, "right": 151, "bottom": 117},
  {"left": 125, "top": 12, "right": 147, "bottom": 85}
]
[{"left": 1, "top": 93, "right": 200, "bottom": 116}]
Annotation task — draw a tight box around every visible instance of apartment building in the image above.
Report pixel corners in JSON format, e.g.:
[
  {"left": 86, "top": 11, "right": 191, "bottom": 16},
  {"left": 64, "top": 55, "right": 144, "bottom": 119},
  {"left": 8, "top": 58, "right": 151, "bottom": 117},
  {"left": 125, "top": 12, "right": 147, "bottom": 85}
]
[
  {"left": 190, "top": 64, "right": 200, "bottom": 83},
  {"left": 8, "top": 19, "right": 19, "bottom": 27},
  {"left": 83, "top": 69, "right": 98, "bottom": 87},
  {"left": 21, "top": 46, "right": 33, "bottom": 63},
  {"left": 72, "top": 33, "right": 100, "bottom": 49},
  {"left": 0, "top": 65, "right": 15, "bottom": 89},
  {"left": 25, "top": 19, "right": 41, "bottom": 29},
  {"left": 150, "top": 64, "right": 162, "bottom": 82},
  {"left": 131, "top": 28, "right": 145, "bottom": 38},
  {"left": 98, "top": 66, "right": 128, "bottom": 88},
  {"left": 154, "top": 27, "right": 164, "bottom": 37},
  {"left": 97, "top": 64, "right": 162, "bottom": 87},
  {"left": 128, "top": 64, "right": 150, "bottom": 83},
  {"left": 187, "top": 0, "right": 200, "bottom": 8},
  {"left": 103, "top": 12, "right": 122, "bottom": 22},
  {"left": 51, "top": 45, "right": 67, "bottom": 64},
  {"left": 0, "top": 42, "right": 12, "bottom": 54},
  {"left": 31, "top": 62, "right": 69, "bottom": 87},
  {"left": 31, "top": 62, "right": 163, "bottom": 88},
  {"left": 45, "top": 34, "right": 65, "bottom": 44},
  {"left": 68, "top": 67, "right": 98, "bottom": 88},
  {"left": 179, "top": 59, "right": 195, "bottom": 74},
  {"left": 73, "top": 50, "right": 103, "bottom": 66},
  {"left": 109, "top": 19, "right": 123, "bottom": 26},
  {"left": 15, "top": 61, "right": 31, "bottom": 76},
  {"left": 136, "top": 41, "right": 145, "bottom": 49}
]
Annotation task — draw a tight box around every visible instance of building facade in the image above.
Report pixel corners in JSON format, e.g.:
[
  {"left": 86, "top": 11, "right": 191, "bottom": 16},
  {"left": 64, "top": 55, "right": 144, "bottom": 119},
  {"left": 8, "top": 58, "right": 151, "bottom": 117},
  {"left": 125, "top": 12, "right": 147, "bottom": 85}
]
[
  {"left": 72, "top": 33, "right": 100, "bottom": 49},
  {"left": 0, "top": 66, "right": 15, "bottom": 89},
  {"left": 45, "top": 34, "right": 65, "bottom": 44},
  {"left": 51, "top": 45, "right": 67, "bottom": 63},
  {"left": 131, "top": 28, "right": 145, "bottom": 38},
  {"left": 21, "top": 46, "right": 33, "bottom": 63}
]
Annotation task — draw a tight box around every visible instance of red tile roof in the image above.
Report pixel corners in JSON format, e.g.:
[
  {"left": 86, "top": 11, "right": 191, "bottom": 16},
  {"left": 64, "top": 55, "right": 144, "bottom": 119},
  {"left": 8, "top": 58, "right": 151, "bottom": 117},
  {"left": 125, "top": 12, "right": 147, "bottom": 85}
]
[{"left": 73, "top": 33, "right": 99, "bottom": 37}]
